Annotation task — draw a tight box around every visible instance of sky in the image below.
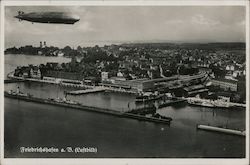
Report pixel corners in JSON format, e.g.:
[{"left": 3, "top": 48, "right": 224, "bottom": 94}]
[{"left": 5, "top": 6, "right": 246, "bottom": 48}]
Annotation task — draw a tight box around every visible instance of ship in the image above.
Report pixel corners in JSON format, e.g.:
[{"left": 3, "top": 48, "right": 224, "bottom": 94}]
[
  {"left": 186, "top": 96, "right": 241, "bottom": 109},
  {"left": 187, "top": 98, "right": 215, "bottom": 108},
  {"left": 49, "top": 97, "right": 79, "bottom": 105},
  {"left": 7, "top": 86, "right": 32, "bottom": 97}
]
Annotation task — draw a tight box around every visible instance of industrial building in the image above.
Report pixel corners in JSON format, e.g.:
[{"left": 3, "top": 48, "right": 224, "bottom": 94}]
[{"left": 211, "top": 78, "right": 238, "bottom": 92}]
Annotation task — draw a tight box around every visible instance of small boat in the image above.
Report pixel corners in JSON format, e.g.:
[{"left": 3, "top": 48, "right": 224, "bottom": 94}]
[
  {"left": 8, "top": 88, "right": 29, "bottom": 97},
  {"left": 52, "top": 97, "right": 79, "bottom": 105}
]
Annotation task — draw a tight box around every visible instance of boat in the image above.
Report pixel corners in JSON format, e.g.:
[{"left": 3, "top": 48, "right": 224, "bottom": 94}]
[
  {"left": 8, "top": 87, "right": 32, "bottom": 97},
  {"left": 49, "top": 97, "right": 79, "bottom": 105},
  {"left": 187, "top": 96, "right": 233, "bottom": 108},
  {"left": 212, "top": 99, "right": 231, "bottom": 108},
  {"left": 187, "top": 98, "right": 215, "bottom": 108}
]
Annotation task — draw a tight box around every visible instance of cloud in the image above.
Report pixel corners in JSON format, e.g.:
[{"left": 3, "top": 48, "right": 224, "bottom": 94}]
[
  {"left": 75, "top": 21, "right": 95, "bottom": 32},
  {"left": 4, "top": 6, "right": 246, "bottom": 48},
  {"left": 165, "top": 19, "right": 183, "bottom": 25},
  {"left": 191, "top": 14, "right": 220, "bottom": 26}
]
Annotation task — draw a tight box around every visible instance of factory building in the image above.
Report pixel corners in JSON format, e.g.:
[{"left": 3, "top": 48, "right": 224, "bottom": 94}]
[{"left": 211, "top": 78, "right": 237, "bottom": 92}]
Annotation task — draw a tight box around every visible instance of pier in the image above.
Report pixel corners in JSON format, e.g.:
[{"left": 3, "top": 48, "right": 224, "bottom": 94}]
[
  {"left": 180, "top": 97, "right": 246, "bottom": 109},
  {"left": 7, "top": 74, "right": 139, "bottom": 94},
  {"left": 4, "top": 92, "right": 172, "bottom": 125},
  {"left": 66, "top": 87, "right": 107, "bottom": 95},
  {"left": 197, "top": 124, "right": 245, "bottom": 136}
]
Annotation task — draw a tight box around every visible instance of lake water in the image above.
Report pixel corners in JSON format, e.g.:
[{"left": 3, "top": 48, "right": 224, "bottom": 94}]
[{"left": 4, "top": 54, "right": 246, "bottom": 158}]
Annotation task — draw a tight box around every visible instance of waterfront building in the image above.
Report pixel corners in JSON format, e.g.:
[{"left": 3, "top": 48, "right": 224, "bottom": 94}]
[
  {"left": 211, "top": 78, "right": 238, "bottom": 92},
  {"left": 101, "top": 78, "right": 154, "bottom": 92},
  {"left": 30, "top": 67, "right": 42, "bottom": 79},
  {"left": 117, "top": 71, "right": 124, "bottom": 78},
  {"left": 101, "top": 72, "right": 109, "bottom": 82},
  {"left": 38, "top": 50, "right": 43, "bottom": 55},
  {"left": 14, "top": 66, "right": 30, "bottom": 78},
  {"left": 44, "top": 70, "right": 84, "bottom": 81},
  {"left": 127, "top": 79, "right": 155, "bottom": 92},
  {"left": 183, "top": 84, "right": 209, "bottom": 97}
]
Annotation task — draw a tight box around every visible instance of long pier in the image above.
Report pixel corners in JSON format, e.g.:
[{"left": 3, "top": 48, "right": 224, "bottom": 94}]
[
  {"left": 197, "top": 124, "right": 245, "bottom": 137},
  {"left": 7, "top": 74, "right": 139, "bottom": 94},
  {"left": 66, "top": 87, "right": 106, "bottom": 95},
  {"left": 4, "top": 92, "right": 172, "bottom": 125},
  {"left": 178, "top": 97, "right": 246, "bottom": 109}
]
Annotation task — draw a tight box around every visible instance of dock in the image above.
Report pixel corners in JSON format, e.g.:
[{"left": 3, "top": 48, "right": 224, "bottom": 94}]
[
  {"left": 7, "top": 74, "right": 139, "bottom": 94},
  {"left": 197, "top": 124, "right": 245, "bottom": 136},
  {"left": 4, "top": 92, "right": 172, "bottom": 125},
  {"left": 66, "top": 87, "right": 107, "bottom": 95}
]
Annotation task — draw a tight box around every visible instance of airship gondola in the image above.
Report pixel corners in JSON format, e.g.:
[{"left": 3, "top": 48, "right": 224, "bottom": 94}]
[{"left": 14, "top": 11, "right": 80, "bottom": 24}]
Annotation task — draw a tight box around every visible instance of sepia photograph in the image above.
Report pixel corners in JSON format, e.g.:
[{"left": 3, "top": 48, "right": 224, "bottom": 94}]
[{"left": 1, "top": 0, "right": 249, "bottom": 164}]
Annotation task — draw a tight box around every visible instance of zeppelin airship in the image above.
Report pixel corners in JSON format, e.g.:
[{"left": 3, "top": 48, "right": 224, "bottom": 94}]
[{"left": 14, "top": 11, "right": 80, "bottom": 24}]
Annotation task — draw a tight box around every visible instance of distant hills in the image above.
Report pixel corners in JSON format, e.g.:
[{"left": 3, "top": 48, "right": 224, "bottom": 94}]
[
  {"left": 121, "top": 42, "right": 245, "bottom": 50},
  {"left": 5, "top": 42, "right": 245, "bottom": 56}
]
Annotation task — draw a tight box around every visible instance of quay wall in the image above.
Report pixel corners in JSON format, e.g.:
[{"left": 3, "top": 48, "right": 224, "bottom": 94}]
[{"left": 4, "top": 93, "right": 171, "bottom": 124}]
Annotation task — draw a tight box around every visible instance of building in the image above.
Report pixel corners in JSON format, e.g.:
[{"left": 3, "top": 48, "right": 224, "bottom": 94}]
[
  {"left": 126, "top": 79, "right": 154, "bottom": 92},
  {"left": 183, "top": 84, "right": 208, "bottom": 97},
  {"left": 14, "top": 66, "right": 30, "bottom": 78},
  {"left": 30, "top": 66, "right": 42, "bottom": 79},
  {"left": 211, "top": 78, "right": 237, "bottom": 92},
  {"left": 101, "top": 72, "right": 109, "bottom": 82},
  {"left": 101, "top": 78, "right": 155, "bottom": 92},
  {"left": 44, "top": 70, "right": 84, "bottom": 81}
]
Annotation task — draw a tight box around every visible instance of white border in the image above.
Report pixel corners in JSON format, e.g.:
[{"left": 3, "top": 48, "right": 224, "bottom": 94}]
[{"left": 0, "top": 1, "right": 249, "bottom": 165}]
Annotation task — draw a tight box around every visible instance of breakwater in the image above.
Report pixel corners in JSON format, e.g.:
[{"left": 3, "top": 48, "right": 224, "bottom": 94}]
[
  {"left": 4, "top": 92, "right": 172, "bottom": 125},
  {"left": 66, "top": 87, "right": 106, "bottom": 95},
  {"left": 197, "top": 124, "right": 245, "bottom": 136}
]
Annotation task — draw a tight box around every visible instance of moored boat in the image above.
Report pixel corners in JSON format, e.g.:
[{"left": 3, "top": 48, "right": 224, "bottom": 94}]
[
  {"left": 187, "top": 98, "right": 215, "bottom": 108},
  {"left": 186, "top": 97, "right": 237, "bottom": 109}
]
